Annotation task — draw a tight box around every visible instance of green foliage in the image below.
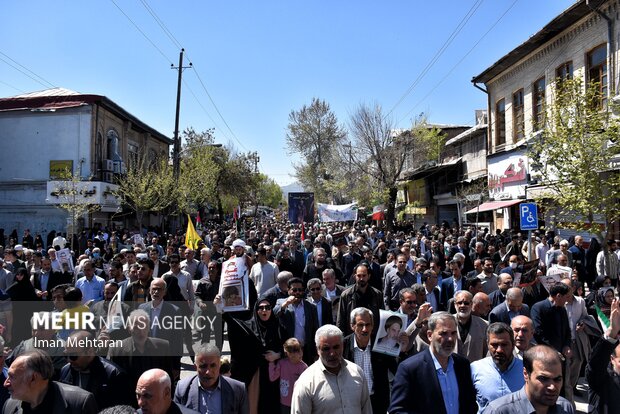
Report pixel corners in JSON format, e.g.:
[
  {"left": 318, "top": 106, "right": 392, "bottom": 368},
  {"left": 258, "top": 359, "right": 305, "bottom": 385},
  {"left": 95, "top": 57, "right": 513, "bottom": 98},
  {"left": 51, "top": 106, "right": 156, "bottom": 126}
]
[
  {"left": 52, "top": 168, "right": 100, "bottom": 238},
  {"left": 114, "top": 153, "right": 176, "bottom": 231},
  {"left": 530, "top": 77, "right": 620, "bottom": 236},
  {"left": 415, "top": 123, "right": 447, "bottom": 164},
  {"left": 255, "top": 174, "right": 283, "bottom": 209},
  {"left": 286, "top": 98, "right": 347, "bottom": 202}
]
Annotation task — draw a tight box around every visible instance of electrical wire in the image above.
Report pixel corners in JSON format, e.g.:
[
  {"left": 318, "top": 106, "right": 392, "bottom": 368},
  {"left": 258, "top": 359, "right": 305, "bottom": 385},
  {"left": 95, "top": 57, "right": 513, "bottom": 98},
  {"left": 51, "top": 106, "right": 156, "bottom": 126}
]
[
  {"left": 109, "top": 0, "right": 174, "bottom": 65},
  {"left": 0, "top": 51, "right": 56, "bottom": 89},
  {"left": 399, "top": 0, "right": 519, "bottom": 124},
  {"left": 136, "top": 0, "right": 250, "bottom": 152},
  {"left": 387, "top": 0, "right": 485, "bottom": 118}
]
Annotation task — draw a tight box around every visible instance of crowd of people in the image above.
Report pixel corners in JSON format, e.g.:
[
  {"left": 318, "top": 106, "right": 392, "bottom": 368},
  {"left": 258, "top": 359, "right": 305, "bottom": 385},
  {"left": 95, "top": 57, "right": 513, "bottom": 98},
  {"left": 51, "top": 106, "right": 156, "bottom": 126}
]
[{"left": 0, "top": 220, "right": 619, "bottom": 413}]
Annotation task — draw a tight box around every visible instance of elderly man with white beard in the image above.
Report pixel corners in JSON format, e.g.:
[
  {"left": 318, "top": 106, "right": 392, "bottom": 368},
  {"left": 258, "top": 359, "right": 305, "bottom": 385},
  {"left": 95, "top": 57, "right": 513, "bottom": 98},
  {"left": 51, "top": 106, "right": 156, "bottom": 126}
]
[{"left": 454, "top": 290, "right": 489, "bottom": 362}]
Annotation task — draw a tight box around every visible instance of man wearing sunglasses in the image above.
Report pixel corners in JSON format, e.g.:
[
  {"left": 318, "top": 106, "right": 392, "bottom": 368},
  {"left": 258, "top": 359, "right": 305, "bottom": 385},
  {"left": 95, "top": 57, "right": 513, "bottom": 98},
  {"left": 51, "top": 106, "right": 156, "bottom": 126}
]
[
  {"left": 307, "top": 278, "right": 332, "bottom": 328},
  {"left": 274, "top": 277, "right": 319, "bottom": 365}
]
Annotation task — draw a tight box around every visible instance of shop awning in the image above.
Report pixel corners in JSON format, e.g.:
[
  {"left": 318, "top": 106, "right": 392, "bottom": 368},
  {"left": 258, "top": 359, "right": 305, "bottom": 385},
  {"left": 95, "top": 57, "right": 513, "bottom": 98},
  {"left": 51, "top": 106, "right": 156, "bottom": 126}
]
[{"left": 464, "top": 199, "right": 522, "bottom": 215}]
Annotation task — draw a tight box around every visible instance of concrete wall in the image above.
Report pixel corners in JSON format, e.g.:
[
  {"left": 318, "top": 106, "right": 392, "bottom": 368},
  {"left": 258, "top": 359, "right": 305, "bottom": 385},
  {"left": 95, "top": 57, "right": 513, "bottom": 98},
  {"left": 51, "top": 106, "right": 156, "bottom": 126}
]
[{"left": 0, "top": 106, "right": 93, "bottom": 240}]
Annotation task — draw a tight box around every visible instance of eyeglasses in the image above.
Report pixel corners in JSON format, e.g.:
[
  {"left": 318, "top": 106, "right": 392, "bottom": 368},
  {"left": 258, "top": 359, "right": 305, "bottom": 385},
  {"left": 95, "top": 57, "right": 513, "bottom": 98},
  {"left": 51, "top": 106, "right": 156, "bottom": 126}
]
[
  {"left": 291, "top": 288, "right": 305, "bottom": 292},
  {"left": 455, "top": 301, "right": 471, "bottom": 306},
  {"left": 257, "top": 305, "right": 272, "bottom": 311},
  {"left": 403, "top": 300, "right": 416, "bottom": 305},
  {"left": 310, "top": 287, "right": 322, "bottom": 292}
]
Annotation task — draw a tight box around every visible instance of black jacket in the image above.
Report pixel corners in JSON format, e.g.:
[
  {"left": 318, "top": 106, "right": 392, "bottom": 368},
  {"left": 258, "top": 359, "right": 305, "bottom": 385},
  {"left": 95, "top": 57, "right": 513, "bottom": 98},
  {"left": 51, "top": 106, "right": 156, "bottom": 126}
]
[
  {"left": 59, "top": 356, "right": 133, "bottom": 409},
  {"left": 586, "top": 337, "right": 620, "bottom": 414}
]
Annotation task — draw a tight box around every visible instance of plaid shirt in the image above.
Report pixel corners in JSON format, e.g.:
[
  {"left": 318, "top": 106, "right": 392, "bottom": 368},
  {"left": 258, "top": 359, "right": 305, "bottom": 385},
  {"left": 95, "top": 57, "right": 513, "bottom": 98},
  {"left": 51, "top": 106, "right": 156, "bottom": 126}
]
[{"left": 353, "top": 336, "right": 374, "bottom": 394}]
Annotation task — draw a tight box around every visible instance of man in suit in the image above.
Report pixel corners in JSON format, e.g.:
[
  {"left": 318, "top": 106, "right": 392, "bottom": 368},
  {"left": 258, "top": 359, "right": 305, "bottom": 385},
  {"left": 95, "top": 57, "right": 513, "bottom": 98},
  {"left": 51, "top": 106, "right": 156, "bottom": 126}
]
[
  {"left": 148, "top": 246, "right": 170, "bottom": 278},
  {"left": 489, "top": 287, "right": 530, "bottom": 324},
  {"left": 384, "top": 254, "right": 416, "bottom": 310},
  {"left": 389, "top": 311, "right": 478, "bottom": 414},
  {"left": 440, "top": 258, "right": 467, "bottom": 311},
  {"left": 422, "top": 269, "right": 442, "bottom": 312},
  {"left": 32, "top": 257, "right": 71, "bottom": 305},
  {"left": 4, "top": 349, "right": 98, "bottom": 413},
  {"left": 274, "top": 277, "right": 319, "bottom": 365},
  {"left": 321, "top": 268, "right": 345, "bottom": 324},
  {"left": 531, "top": 283, "right": 572, "bottom": 359},
  {"left": 343, "top": 307, "right": 396, "bottom": 414},
  {"left": 136, "top": 369, "right": 199, "bottom": 414},
  {"left": 138, "top": 277, "right": 183, "bottom": 377},
  {"left": 343, "top": 241, "right": 362, "bottom": 283},
  {"left": 60, "top": 330, "right": 133, "bottom": 409},
  {"left": 107, "top": 309, "right": 173, "bottom": 392},
  {"left": 174, "top": 343, "right": 248, "bottom": 414},
  {"left": 307, "top": 278, "right": 333, "bottom": 327},
  {"left": 488, "top": 273, "right": 513, "bottom": 309},
  {"left": 454, "top": 290, "right": 489, "bottom": 362},
  {"left": 289, "top": 239, "right": 306, "bottom": 279}
]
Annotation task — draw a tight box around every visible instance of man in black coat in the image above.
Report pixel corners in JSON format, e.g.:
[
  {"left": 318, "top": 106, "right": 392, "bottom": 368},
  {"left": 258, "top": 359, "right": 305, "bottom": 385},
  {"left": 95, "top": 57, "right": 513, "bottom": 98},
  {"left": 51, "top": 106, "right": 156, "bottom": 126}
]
[
  {"left": 389, "top": 311, "right": 477, "bottom": 414},
  {"left": 32, "top": 257, "right": 72, "bottom": 304},
  {"left": 60, "top": 331, "right": 133, "bottom": 409},
  {"left": 4, "top": 349, "right": 98, "bottom": 414},
  {"left": 274, "top": 277, "right": 319, "bottom": 365},
  {"left": 138, "top": 278, "right": 183, "bottom": 376},
  {"left": 530, "top": 283, "right": 572, "bottom": 358},
  {"left": 306, "top": 278, "right": 333, "bottom": 327},
  {"left": 337, "top": 263, "right": 383, "bottom": 337},
  {"left": 107, "top": 309, "right": 174, "bottom": 393},
  {"left": 343, "top": 307, "right": 396, "bottom": 414}
]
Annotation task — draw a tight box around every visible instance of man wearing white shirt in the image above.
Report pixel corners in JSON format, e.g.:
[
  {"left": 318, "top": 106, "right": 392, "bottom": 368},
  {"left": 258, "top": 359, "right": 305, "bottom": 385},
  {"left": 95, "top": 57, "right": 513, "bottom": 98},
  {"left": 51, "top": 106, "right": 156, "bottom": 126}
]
[{"left": 249, "top": 247, "right": 279, "bottom": 296}]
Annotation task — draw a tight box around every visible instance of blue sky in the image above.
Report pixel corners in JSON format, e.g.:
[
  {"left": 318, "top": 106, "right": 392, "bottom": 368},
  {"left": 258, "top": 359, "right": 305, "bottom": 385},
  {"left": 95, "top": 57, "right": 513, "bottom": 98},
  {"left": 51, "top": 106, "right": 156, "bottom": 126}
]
[{"left": 1, "top": 0, "right": 575, "bottom": 185}]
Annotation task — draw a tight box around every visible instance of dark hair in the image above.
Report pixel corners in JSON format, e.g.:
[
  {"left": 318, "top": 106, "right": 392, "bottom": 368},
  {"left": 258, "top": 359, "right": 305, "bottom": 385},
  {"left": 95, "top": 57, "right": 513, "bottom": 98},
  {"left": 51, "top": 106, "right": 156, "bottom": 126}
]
[
  {"left": 486, "top": 322, "right": 514, "bottom": 344},
  {"left": 288, "top": 277, "right": 304, "bottom": 288},
  {"left": 137, "top": 258, "right": 155, "bottom": 270},
  {"left": 256, "top": 247, "right": 267, "bottom": 256},
  {"left": 105, "top": 281, "right": 120, "bottom": 289},
  {"left": 523, "top": 344, "right": 562, "bottom": 374},
  {"left": 64, "top": 287, "right": 83, "bottom": 308},
  {"left": 549, "top": 283, "right": 570, "bottom": 297},
  {"left": 354, "top": 261, "right": 370, "bottom": 274},
  {"left": 421, "top": 269, "right": 436, "bottom": 283}
]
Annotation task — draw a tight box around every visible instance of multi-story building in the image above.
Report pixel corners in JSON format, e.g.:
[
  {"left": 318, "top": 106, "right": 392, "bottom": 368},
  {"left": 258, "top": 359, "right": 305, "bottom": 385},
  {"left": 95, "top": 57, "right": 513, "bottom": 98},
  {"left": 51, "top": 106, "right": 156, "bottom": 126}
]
[
  {"left": 0, "top": 87, "right": 171, "bottom": 240},
  {"left": 471, "top": 0, "right": 617, "bottom": 231}
]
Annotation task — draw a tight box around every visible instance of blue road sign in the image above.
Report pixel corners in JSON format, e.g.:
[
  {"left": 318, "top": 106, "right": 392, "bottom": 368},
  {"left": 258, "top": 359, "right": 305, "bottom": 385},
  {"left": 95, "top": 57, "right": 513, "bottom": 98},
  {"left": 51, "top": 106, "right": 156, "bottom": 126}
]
[{"left": 520, "top": 203, "right": 538, "bottom": 230}]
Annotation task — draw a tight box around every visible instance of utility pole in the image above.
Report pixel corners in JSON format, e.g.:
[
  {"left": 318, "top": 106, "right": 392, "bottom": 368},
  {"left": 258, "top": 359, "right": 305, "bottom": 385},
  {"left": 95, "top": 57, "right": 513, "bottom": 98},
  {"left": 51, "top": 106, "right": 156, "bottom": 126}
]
[
  {"left": 172, "top": 49, "right": 192, "bottom": 181},
  {"left": 171, "top": 49, "right": 192, "bottom": 231}
]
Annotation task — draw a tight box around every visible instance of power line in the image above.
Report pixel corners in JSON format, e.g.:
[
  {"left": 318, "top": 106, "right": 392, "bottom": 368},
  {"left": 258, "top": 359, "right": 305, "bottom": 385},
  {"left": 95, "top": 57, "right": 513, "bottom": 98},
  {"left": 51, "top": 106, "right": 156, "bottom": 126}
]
[
  {"left": 108, "top": 0, "right": 174, "bottom": 65},
  {"left": 138, "top": 0, "right": 183, "bottom": 50},
  {"left": 387, "top": 0, "right": 484, "bottom": 118},
  {"left": 399, "top": 0, "right": 519, "bottom": 124},
  {"left": 134, "top": 0, "right": 249, "bottom": 153},
  {"left": 190, "top": 68, "right": 249, "bottom": 151},
  {"left": 182, "top": 78, "right": 234, "bottom": 143},
  {"left": 0, "top": 79, "right": 25, "bottom": 93},
  {"left": 0, "top": 51, "right": 56, "bottom": 89}
]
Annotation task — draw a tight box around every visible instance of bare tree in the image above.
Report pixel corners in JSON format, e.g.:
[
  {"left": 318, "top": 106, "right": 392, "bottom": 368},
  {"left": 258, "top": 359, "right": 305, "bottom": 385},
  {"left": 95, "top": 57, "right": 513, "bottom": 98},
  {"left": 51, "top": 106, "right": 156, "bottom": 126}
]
[{"left": 349, "top": 103, "right": 410, "bottom": 229}]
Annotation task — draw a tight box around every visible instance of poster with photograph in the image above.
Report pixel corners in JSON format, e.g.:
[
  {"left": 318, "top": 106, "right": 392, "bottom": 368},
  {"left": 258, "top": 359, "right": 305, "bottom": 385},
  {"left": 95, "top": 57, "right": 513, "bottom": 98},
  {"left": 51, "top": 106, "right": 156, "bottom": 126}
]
[
  {"left": 539, "top": 273, "right": 562, "bottom": 293},
  {"left": 288, "top": 192, "right": 315, "bottom": 224},
  {"left": 547, "top": 265, "right": 572, "bottom": 280},
  {"left": 513, "top": 260, "right": 539, "bottom": 287},
  {"left": 56, "top": 248, "right": 74, "bottom": 273},
  {"left": 373, "top": 310, "right": 407, "bottom": 357},
  {"left": 218, "top": 256, "right": 250, "bottom": 312}
]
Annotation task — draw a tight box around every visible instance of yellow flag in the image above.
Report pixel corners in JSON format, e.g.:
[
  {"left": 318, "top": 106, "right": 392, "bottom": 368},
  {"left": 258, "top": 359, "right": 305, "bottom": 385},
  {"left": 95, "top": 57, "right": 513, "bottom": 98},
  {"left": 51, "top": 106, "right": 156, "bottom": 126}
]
[{"left": 185, "top": 214, "right": 201, "bottom": 250}]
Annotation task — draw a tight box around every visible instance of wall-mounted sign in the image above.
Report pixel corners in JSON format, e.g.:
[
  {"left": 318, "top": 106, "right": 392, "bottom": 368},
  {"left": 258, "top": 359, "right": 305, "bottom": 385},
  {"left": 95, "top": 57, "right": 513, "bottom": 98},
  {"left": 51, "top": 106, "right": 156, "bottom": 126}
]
[
  {"left": 49, "top": 160, "right": 73, "bottom": 179},
  {"left": 488, "top": 150, "right": 528, "bottom": 201}
]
